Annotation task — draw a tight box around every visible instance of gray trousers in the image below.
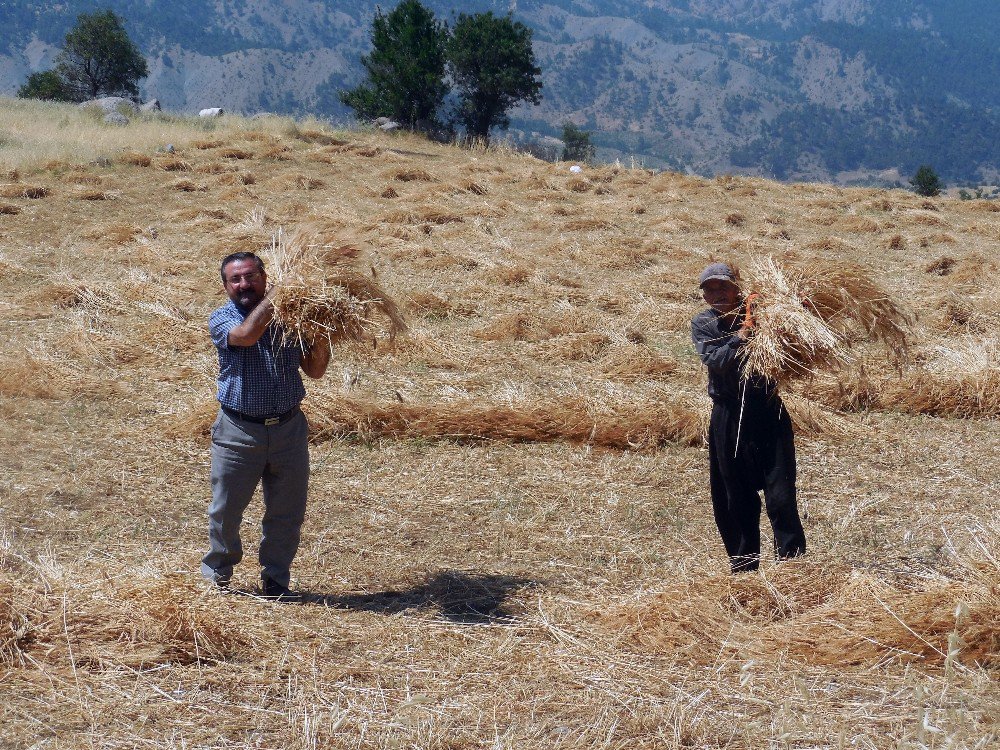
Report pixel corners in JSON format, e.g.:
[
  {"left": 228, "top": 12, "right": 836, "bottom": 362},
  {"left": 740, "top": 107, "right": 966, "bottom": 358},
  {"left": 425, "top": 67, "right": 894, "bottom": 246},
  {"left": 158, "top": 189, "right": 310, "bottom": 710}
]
[{"left": 201, "top": 408, "right": 309, "bottom": 587}]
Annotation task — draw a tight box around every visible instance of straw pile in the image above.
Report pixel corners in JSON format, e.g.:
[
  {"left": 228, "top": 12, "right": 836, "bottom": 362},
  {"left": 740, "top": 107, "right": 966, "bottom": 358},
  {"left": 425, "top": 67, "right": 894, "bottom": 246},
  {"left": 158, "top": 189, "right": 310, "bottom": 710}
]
[
  {"left": 740, "top": 255, "right": 910, "bottom": 382},
  {"left": 264, "top": 225, "right": 406, "bottom": 352},
  {"left": 307, "top": 393, "right": 707, "bottom": 449},
  {"left": 879, "top": 339, "right": 1000, "bottom": 418},
  {"left": 608, "top": 546, "right": 999, "bottom": 670},
  {"left": 805, "top": 340, "right": 1000, "bottom": 418}
]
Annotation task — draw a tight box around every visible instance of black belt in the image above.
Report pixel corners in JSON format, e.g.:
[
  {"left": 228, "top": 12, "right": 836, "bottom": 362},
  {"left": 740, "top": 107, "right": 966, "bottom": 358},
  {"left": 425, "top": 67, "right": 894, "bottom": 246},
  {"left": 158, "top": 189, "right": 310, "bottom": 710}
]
[{"left": 222, "top": 405, "right": 300, "bottom": 426}]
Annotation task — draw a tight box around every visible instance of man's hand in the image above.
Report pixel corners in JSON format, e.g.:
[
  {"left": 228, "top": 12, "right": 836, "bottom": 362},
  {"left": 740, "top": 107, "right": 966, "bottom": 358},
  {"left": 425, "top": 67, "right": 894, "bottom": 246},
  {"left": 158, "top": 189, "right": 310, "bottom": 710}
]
[
  {"left": 301, "top": 340, "right": 332, "bottom": 379},
  {"left": 737, "top": 293, "right": 761, "bottom": 340}
]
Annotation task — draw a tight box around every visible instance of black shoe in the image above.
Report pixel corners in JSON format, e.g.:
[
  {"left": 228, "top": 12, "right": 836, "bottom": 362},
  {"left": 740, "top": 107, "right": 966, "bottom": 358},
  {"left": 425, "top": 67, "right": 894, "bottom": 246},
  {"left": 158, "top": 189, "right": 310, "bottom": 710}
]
[{"left": 261, "top": 578, "right": 303, "bottom": 603}]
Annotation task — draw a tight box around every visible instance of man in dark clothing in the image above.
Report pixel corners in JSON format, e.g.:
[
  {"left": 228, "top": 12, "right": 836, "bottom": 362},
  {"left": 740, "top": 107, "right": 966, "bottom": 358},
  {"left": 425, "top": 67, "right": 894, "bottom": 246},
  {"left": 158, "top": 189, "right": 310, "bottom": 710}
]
[{"left": 691, "top": 262, "right": 806, "bottom": 573}]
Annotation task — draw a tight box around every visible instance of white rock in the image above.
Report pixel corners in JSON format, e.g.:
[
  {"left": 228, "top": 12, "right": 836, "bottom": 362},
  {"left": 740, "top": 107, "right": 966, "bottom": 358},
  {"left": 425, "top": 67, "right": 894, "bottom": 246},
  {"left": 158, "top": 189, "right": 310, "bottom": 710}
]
[
  {"left": 79, "top": 97, "right": 137, "bottom": 114},
  {"left": 569, "top": 164, "right": 583, "bottom": 174},
  {"left": 103, "top": 112, "right": 130, "bottom": 126}
]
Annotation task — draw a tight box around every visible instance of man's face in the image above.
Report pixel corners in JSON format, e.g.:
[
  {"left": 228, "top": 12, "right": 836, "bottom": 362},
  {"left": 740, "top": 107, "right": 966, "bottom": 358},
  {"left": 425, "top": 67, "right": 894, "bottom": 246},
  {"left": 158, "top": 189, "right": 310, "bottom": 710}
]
[
  {"left": 701, "top": 278, "right": 741, "bottom": 315},
  {"left": 222, "top": 258, "right": 267, "bottom": 309}
]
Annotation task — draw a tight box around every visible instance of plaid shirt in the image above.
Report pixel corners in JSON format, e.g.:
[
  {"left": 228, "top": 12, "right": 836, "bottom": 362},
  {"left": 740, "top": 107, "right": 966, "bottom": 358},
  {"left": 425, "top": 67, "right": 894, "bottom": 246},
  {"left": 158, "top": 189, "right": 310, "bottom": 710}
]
[{"left": 210, "top": 300, "right": 305, "bottom": 417}]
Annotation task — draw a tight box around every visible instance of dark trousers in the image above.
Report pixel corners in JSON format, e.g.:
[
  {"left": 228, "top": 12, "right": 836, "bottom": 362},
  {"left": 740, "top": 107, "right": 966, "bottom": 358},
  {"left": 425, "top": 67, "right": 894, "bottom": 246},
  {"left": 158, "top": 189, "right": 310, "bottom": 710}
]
[{"left": 708, "top": 397, "right": 806, "bottom": 572}]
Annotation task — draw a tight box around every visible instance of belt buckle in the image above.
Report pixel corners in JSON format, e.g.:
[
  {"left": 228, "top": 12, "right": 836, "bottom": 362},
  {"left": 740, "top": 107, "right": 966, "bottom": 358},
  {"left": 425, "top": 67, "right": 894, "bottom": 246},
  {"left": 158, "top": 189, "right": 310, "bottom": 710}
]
[{"left": 264, "top": 416, "right": 280, "bottom": 426}]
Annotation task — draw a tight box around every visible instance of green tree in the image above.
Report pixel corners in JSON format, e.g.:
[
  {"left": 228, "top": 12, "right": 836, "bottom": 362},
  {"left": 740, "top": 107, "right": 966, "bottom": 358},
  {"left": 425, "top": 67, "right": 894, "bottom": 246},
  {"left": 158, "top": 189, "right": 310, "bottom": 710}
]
[
  {"left": 561, "top": 122, "right": 595, "bottom": 162},
  {"left": 16, "top": 70, "right": 73, "bottom": 102},
  {"left": 447, "top": 12, "right": 542, "bottom": 144},
  {"left": 339, "top": 0, "right": 448, "bottom": 128},
  {"left": 909, "top": 164, "right": 944, "bottom": 197},
  {"left": 55, "top": 10, "right": 149, "bottom": 101}
]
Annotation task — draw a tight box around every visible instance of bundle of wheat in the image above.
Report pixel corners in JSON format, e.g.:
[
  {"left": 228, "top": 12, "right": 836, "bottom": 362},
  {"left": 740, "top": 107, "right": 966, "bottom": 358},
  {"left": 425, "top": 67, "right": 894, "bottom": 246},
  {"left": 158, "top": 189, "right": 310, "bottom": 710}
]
[
  {"left": 740, "top": 255, "right": 910, "bottom": 382},
  {"left": 264, "top": 226, "right": 406, "bottom": 352}
]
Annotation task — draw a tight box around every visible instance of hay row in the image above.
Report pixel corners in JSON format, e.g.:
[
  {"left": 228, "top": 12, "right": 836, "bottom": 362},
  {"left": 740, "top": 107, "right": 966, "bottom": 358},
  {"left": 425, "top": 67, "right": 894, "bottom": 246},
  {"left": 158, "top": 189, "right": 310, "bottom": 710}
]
[
  {"left": 0, "top": 575, "right": 257, "bottom": 670},
  {"left": 307, "top": 393, "right": 707, "bottom": 449},
  {"left": 602, "top": 550, "right": 998, "bottom": 670},
  {"left": 170, "top": 391, "right": 855, "bottom": 446},
  {"left": 804, "top": 341, "right": 1000, "bottom": 418}
]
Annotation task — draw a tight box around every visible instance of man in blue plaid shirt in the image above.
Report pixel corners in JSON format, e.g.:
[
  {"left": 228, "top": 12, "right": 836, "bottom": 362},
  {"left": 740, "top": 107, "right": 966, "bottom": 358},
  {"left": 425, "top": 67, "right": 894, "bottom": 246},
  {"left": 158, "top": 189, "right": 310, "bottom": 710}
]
[{"left": 201, "top": 251, "right": 330, "bottom": 602}]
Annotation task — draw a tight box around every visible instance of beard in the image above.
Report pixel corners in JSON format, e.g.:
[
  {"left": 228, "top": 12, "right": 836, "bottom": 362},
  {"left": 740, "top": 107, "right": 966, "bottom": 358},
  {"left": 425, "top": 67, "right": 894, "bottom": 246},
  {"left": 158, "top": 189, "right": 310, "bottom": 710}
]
[{"left": 235, "top": 289, "right": 263, "bottom": 309}]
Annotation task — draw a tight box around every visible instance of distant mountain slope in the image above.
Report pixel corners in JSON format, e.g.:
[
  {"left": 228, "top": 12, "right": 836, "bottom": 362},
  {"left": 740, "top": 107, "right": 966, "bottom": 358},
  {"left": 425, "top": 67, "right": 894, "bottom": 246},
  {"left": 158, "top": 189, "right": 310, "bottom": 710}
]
[{"left": 3, "top": 0, "right": 1000, "bottom": 184}]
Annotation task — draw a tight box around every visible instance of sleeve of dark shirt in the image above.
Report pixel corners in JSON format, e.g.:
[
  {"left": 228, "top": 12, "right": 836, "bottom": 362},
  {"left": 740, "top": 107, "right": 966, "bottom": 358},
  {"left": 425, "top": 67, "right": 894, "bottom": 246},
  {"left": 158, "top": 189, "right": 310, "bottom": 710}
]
[{"left": 691, "top": 311, "right": 744, "bottom": 374}]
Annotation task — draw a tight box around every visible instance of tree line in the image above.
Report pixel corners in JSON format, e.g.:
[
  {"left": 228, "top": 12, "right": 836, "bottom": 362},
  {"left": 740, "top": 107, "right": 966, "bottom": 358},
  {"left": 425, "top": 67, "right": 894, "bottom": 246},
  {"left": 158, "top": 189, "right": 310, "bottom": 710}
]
[{"left": 340, "top": 0, "right": 542, "bottom": 144}]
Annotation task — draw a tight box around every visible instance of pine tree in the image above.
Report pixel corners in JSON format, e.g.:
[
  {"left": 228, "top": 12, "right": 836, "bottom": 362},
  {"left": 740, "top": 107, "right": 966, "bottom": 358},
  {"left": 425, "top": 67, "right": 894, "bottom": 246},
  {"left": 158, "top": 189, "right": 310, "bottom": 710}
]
[
  {"left": 561, "top": 122, "right": 595, "bottom": 162},
  {"left": 910, "top": 165, "right": 944, "bottom": 197},
  {"left": 340, "top": 0, "right": 448, "bottom": 129}
]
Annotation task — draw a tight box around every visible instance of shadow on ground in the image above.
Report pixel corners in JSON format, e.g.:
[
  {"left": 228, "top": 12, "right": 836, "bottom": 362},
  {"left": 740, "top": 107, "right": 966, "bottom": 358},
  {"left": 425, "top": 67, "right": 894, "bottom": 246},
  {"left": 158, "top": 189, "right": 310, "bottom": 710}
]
[{"left": 302, "top": 570, "right": 537, "bottom": 624}]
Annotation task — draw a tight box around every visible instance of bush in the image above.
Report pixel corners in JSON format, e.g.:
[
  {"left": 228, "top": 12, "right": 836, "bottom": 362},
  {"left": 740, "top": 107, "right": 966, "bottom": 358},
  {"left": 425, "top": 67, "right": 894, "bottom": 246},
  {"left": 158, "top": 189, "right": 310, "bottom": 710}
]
[
  {"left": 910, "top": 165, "right": 944, "bottom": 197},
  {"left": 17, "top": 70, "right": 73, "bottom": 102}
]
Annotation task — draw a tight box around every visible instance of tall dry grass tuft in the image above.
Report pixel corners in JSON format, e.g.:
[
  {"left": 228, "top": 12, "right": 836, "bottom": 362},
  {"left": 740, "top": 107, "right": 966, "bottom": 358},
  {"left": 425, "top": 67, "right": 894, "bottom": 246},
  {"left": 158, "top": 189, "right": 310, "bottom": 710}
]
[
  {"left": 740, "top": 255, "right": 911, "bottom": 382},
  {"left": 265, "top": 225, "right": 406, "bottom": 352}
]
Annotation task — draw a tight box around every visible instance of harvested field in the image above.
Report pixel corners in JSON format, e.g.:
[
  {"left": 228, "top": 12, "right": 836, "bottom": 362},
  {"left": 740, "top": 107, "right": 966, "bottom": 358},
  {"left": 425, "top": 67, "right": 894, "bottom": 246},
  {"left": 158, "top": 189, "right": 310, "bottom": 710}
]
[{"left": 0, "top": 98, "right": 996, "bottom": 749}]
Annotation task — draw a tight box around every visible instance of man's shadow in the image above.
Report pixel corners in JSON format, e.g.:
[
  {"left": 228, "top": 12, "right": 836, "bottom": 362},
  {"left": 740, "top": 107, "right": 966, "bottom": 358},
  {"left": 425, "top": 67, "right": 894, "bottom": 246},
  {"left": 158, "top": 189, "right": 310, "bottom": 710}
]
[{"left": 302, "top": 570, "right": 536, "bottom": 624}]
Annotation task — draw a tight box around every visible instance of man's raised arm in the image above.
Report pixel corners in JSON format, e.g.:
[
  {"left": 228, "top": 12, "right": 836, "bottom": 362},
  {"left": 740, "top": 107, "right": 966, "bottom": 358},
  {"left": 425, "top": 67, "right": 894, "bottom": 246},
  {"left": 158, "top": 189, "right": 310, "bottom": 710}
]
[{"left": 227, "top": 291, "right": 274, "bottom": 347}]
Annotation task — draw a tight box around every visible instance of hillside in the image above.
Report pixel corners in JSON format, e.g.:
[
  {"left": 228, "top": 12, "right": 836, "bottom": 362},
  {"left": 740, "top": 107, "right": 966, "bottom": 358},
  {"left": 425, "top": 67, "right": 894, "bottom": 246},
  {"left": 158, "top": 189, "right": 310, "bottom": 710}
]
[
  {"left": 4, "top": 1, "right": 1000, "bottom": 184},
  {"left": 0, "top": 98, "right": 997, "bottom": 748}
]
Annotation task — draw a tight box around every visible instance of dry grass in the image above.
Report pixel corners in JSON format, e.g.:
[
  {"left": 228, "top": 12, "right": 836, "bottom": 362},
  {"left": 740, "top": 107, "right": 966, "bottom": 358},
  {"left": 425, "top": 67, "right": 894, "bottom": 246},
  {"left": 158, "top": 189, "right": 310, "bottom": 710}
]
[
  {"left": 218, "top": 147, "right": 254, "bottom": 160},
  {"left": 0, "top": 183, "right": 49, "bottom": 198},
  {"left": 605, "top": 537, "right": 998, "bottom": 669},
  {"left": 0, "top": 101, "right": 996, "bottom": 749},
  {"left": 307, "top": 393, "right": 706, "bottom": 449},
  {"left": 0, "top": 97, "right": 304, "bottom": 172},
  {"left": 740, "top": 255, "right": 911, "bottom": 382},
  {"left": 265, "top": 226, "right": 406, "bottom": 350},
  {"left": 117, "top": 151, "right": 152, "bottom": 167}
]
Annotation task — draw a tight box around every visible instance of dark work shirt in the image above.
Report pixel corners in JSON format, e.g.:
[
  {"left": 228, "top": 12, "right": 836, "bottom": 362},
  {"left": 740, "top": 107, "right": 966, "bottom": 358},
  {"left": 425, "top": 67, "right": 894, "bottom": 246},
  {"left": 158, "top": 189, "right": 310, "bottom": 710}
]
[
  {"left": 209, "top": 300, "right": 306, "bottom": 417},
  {"left": 691, "top": 307, "right": 777, "bottom": 405}
]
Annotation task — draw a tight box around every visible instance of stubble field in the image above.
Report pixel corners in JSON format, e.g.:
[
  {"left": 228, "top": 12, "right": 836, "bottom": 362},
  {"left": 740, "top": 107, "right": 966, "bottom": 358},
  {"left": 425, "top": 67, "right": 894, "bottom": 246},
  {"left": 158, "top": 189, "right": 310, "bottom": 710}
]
[{"left": 0, "top": 98, "right": 996, "bottom": 749}]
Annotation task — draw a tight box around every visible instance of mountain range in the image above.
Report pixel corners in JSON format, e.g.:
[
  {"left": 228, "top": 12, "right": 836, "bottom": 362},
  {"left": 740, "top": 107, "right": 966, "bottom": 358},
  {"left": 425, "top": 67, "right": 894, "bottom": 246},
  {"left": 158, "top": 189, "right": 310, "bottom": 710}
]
[{"left": 2, "top": 0, "right": 999, "bottom": 185}]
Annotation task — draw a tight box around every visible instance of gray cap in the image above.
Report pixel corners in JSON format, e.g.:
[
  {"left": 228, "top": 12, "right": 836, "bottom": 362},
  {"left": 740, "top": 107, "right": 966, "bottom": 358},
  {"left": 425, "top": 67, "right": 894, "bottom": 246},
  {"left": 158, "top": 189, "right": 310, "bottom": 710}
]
[{"left": 698, "top": 262, "right": 737, "bottom": 287}]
